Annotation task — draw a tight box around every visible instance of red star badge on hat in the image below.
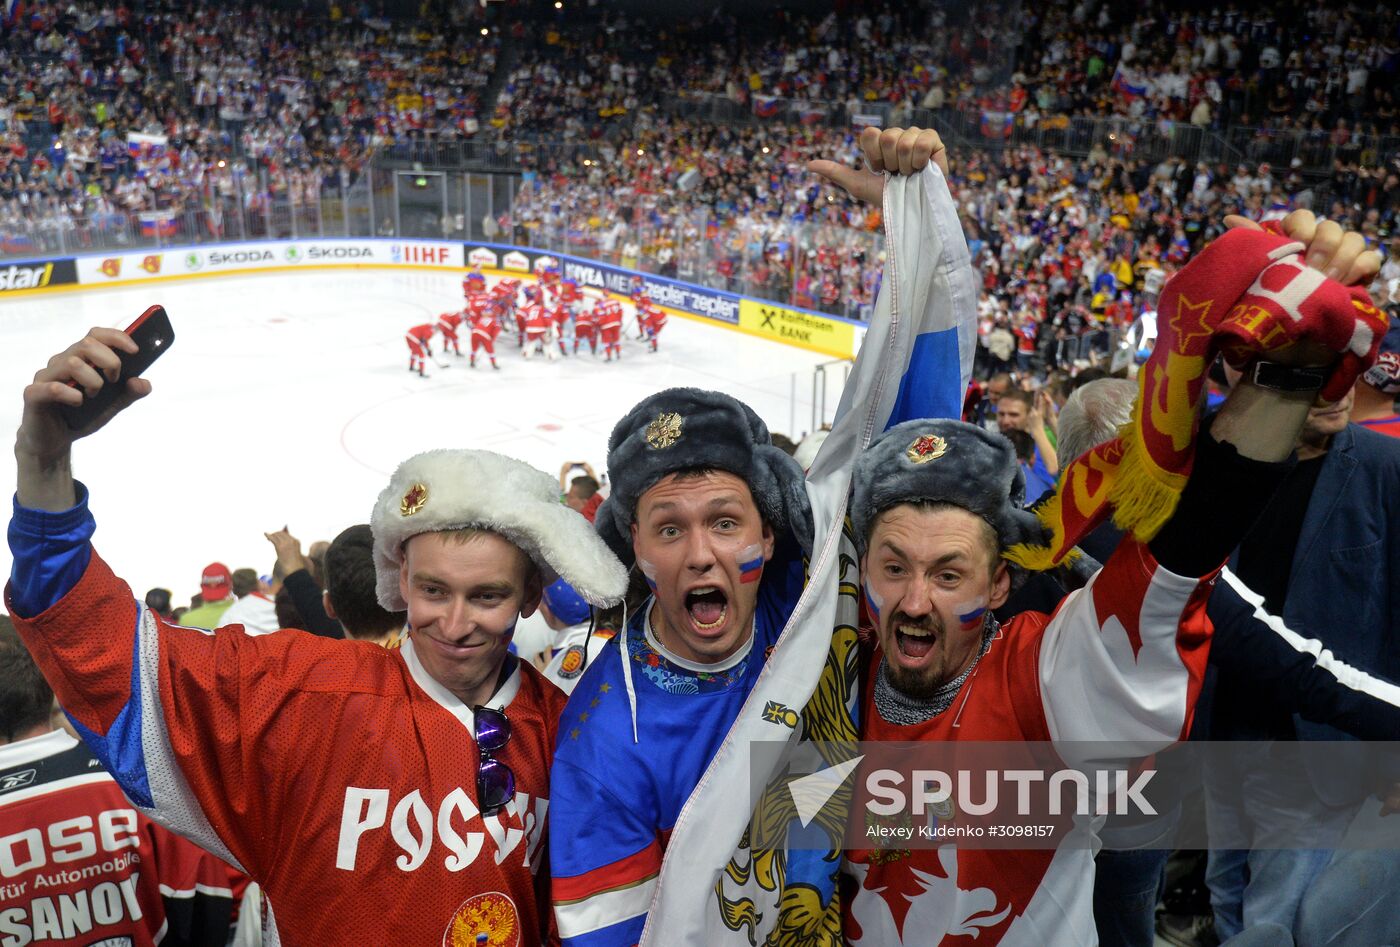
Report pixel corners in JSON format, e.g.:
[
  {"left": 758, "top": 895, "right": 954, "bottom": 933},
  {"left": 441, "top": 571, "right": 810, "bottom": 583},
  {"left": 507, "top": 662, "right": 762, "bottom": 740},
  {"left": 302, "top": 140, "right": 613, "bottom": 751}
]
[
  {"left": 906, "top": 433, "right": 948, "bottom": 464},
  {"left": 400, "top": 482, "right": 428, "bottom": 516}
]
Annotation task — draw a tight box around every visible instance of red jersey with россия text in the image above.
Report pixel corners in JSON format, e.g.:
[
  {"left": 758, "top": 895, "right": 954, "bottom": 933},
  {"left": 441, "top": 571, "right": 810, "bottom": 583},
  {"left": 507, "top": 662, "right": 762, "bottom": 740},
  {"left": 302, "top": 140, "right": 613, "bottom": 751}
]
[{"left": 9, "top": 551, "right": 566, "bottom": 946}]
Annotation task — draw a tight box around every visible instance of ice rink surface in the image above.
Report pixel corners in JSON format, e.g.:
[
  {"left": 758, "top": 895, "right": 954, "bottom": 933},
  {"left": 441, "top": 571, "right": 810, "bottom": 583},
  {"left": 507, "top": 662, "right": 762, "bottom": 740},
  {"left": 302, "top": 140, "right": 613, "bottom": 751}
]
[{"left": 0, "top": 269, "right": 842, "bottom": 614}]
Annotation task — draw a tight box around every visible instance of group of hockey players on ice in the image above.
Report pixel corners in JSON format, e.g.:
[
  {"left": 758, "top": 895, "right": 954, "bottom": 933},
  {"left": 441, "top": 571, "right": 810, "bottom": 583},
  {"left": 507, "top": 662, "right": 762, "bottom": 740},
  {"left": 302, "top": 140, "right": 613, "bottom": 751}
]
[{"left": 404, "top": 266, "right": 668, "bottom": 377}]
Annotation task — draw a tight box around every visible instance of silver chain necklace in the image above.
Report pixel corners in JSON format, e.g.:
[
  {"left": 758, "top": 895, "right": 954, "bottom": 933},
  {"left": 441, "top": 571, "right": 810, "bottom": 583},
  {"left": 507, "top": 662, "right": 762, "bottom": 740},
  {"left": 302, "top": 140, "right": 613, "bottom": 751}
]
[{"left": 873, "top": 617, "right": 997, "bottom": 726}]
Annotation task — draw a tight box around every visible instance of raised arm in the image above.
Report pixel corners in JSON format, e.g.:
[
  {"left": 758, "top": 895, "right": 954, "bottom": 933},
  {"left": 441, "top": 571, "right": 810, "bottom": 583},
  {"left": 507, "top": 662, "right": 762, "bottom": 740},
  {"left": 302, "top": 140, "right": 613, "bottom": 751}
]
[
  {"left": 1037, "top": 217, "right": 1382, "bottom": 759},
  {"left": 5, "top": 328, "right": 350, "bottom": 881}
]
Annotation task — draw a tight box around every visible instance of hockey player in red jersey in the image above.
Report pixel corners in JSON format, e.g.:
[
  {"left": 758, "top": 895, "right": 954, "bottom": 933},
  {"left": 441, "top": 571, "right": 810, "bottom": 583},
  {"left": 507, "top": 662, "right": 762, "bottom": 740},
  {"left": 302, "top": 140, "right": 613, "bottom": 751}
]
[
  {"left": 467, "top": 293, "right": 501, "bottom": 369},
  {"left": 7, "top": 327, "right": 632, "bottom": 944},
  {"left": 539, "top": 263, "right": 561, "bottom": 300},
  {"left": 597, "top": 297, "right": 624, "bottom": 361},
  {"left": 462, "top": 268, "right": 486, "bottom": 300},
  {"left": 520, "top": 290, "right": 554, "bottom": 360},
  {"left": 437, "top": 310, "right": 464, "bottom": 357},
  {"left": 573, "top": 298, "right": 599, "bottom": 355},
  {"left": 493, "top": 278, "right": 522, "bottom": 344},
  {"left": 548, "top": 298, "right": 571, "bottom": 357},
  {"left": 559, "top": 277, "right": 582, "bottom": 310},
  {"left": 638, "top": 300, "right": 667, "bottom": 353},
  {"left": 405, "top": 322, "right": 437, "bottom": 376},
  {"left": 630, "top": 279, "right": 651, "bottom": 339},
  {"left": 0, "top": 629, "right": 235, "bottom": 947}
]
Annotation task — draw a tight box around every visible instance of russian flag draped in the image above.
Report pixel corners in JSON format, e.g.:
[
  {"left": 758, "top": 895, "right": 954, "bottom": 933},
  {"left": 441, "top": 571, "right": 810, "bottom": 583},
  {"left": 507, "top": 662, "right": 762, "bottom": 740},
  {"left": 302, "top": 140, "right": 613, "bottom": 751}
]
[{"left": 639, "top": 162, "right": 977, "bottom": 944}]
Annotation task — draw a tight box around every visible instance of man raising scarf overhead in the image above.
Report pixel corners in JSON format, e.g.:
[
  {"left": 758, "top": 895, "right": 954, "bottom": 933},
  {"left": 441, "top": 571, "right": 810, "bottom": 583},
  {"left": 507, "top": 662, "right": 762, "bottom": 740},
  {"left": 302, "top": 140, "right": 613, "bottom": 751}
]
[
  {"left": 550, "top": 127, "right": 979, "bottom": 947},
  {"left": 840, "top": 214, "right": 1384, "bottom": 944},
  {"left": 1007, "top": 214, "right": 1388, "bottom": 571}
]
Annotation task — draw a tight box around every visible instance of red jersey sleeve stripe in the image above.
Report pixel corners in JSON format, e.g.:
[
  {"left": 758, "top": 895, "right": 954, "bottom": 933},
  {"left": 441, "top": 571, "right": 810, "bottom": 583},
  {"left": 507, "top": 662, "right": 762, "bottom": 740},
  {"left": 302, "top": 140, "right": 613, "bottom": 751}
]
[{"left": 553, "top": 839, "right": 663, "bottom": 904}]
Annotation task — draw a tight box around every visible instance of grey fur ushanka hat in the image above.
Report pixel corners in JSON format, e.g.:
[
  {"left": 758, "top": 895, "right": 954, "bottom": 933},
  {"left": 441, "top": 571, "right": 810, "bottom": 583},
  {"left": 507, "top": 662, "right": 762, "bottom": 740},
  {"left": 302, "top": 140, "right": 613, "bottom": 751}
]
[
  {"left": 851, "top": 418, "right": 1050, "bottom": 563},
  {"left": 595, "top": 388, "right": 813, "bottom": 566}
]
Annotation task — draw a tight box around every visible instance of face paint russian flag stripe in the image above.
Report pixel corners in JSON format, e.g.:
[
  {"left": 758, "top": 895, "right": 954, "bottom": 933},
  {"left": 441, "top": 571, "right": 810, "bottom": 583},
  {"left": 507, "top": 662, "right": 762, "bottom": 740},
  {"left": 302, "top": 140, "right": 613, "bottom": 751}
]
[
  {"left": 738, "top": 544, "right": 765, "bottom": 584},
  {"left": 639, "top": 559, "right": 658, "bottom": 592},
  {"left": 956, "top": 599, "right": 988, "bottom": 631},
  {"left": 863, "top": 582, "right": 883, "bottom": 622}
]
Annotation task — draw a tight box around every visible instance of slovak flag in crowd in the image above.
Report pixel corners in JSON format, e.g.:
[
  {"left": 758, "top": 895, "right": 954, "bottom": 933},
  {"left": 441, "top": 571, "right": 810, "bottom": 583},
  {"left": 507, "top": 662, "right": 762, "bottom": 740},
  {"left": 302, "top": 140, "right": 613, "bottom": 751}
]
[{"left": 753, "top": 95, "right": 782, "bottom": 118}]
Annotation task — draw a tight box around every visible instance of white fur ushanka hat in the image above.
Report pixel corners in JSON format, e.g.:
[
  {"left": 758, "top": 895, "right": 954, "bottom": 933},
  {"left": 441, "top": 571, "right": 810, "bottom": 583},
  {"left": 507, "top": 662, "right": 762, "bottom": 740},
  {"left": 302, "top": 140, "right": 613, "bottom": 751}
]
[{"left": 371, "top": 449, "right": 628, "bottom": 611}]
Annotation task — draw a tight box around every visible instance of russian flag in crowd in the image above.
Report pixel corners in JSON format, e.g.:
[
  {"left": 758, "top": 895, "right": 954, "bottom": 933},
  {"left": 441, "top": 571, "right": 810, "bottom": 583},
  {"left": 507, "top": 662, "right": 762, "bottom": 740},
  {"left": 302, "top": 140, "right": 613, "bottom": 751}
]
[
  {"left": 797, "top": 106, "right": 826, "bottom": 126},
  {"left": 1111, "top": 65, "right": 1148, "bottom": 98},
  {"left": 3, "top": 0, "right": 21, "bottom": 27},
  {"left": 979, "top": 110, "right": 1014, "bottom": 140},
  {"left": 752, "top": 96, "right": 782, "bottom": 119},
  {"left": 127, "top": 132, "right": 168, "bottom": 178},
  {"left": 137, "top": 213, "right": 177, "bottom": 238}
]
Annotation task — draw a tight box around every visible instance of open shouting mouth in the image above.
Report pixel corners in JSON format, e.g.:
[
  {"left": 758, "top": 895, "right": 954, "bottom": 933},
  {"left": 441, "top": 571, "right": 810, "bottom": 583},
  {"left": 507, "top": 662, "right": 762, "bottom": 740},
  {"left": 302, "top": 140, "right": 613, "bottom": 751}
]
[
  {"left": 894, "top": 622, "right": 937, "bottom": 660},
  {"left": 685, "top": 586, "right": 729, "bottom": 633}
]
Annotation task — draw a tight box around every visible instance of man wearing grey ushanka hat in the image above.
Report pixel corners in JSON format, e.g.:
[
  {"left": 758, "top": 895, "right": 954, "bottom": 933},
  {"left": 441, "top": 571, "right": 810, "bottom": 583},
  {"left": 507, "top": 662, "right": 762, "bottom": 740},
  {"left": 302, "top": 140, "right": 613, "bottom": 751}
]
[
  {"left": 581, "top": 385, "right": 813, "bottom": 693},
  {"left": 845, "top": 333, "right": 1352, "bottom": 937},
  {"left": 550, "top": 386, "right": 819, "bottom": 934},
  {"left": 594, "top": 387, "right": 814, "bottom": 563},
  {"left": 851, "top": 418, "right": 1049, "bottom": 568}
]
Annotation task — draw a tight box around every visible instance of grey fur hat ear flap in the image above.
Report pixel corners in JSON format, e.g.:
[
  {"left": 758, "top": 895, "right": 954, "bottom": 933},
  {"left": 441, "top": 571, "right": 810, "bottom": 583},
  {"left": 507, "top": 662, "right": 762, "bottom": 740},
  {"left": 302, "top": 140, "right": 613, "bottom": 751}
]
[
  {"left": 756, "top": 442, "right": 814, "bottom": 555},
  {"left": 596, "top": 387, "right": 813, "bottom": 567}
]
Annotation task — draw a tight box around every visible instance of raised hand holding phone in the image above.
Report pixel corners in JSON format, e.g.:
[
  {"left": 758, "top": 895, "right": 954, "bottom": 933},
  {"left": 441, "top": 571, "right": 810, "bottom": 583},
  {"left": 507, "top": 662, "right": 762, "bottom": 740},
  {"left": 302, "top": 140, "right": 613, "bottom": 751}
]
[
  {"left": 58, "top": 306, "right": 174, "bottom": 432},
  {"left": 17, "top": 308, "right": 172, "bottom": 512}
]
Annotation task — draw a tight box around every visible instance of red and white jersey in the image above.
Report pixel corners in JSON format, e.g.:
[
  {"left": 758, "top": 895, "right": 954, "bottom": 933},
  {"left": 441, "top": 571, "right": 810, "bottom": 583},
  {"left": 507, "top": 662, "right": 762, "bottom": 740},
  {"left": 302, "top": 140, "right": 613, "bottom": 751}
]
[
  {"left": 548, "top": 303, "right": 570, "bottom": 328},
  {"left": 406, "top": 323, "right": 435, "bottom": 345},
  {"left": 844, "top": 538, "right": 1215, "bottom": 946},
  {"left": 470, "top": 304, "right": 499, "bottom": 338},
  {"left": 596, "top": 300, "right": 623, "bottom": 331},
  {"left": 466, "top": 294, "right": 494, "bottom": 320},
  {"left": 521, "top": 303, "right": 550, "bottom": 335},
  {"left": 437, "top": 311, "right": 463, "bottom": 334},
  {"left": 0, "top": 729, "right": 234, "bottom": 946},
  {"left": 639, "top": 302, "right": 667, "bottom": 330},
  {"left": 462, "top": 275, "right": 486, "bottom": 299},
  {"left": 574, "top": 307, "right": 597, "bottom": 333},
  {"left": 559, "top": 280, "right": 582, "bottom": 305},
  {"left": 11, "top": 553, "right": 567, "bottom": 946}
]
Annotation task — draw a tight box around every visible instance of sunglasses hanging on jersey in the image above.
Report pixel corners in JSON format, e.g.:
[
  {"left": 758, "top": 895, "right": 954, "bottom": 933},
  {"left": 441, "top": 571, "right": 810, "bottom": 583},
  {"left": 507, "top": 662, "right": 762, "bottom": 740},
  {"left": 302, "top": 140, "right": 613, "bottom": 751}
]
[{"left": 474, "top": 705, "right": 515, "bottom": 816}]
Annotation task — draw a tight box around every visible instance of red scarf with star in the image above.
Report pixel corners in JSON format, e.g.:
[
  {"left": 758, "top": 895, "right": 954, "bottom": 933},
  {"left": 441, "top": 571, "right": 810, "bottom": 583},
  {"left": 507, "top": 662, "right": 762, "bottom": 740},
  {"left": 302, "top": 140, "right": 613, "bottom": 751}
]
[{"left": 1007, "top": 224, "right": 1389, "bottom": 570}]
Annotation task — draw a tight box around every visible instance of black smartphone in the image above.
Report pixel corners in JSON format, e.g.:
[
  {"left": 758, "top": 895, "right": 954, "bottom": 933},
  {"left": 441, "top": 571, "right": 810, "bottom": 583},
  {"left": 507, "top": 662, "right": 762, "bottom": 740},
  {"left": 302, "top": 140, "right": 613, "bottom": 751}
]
[{"left": 60, "top": 305, "right": 174, "bottom": 431}]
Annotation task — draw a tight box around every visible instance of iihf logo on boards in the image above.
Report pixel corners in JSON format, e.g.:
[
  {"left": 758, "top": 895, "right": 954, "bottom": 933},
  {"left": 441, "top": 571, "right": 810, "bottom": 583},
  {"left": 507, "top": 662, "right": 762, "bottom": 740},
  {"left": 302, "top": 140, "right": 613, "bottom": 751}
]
[{"left": 390, "top": 244, "right": 403, "bottom": 264}]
